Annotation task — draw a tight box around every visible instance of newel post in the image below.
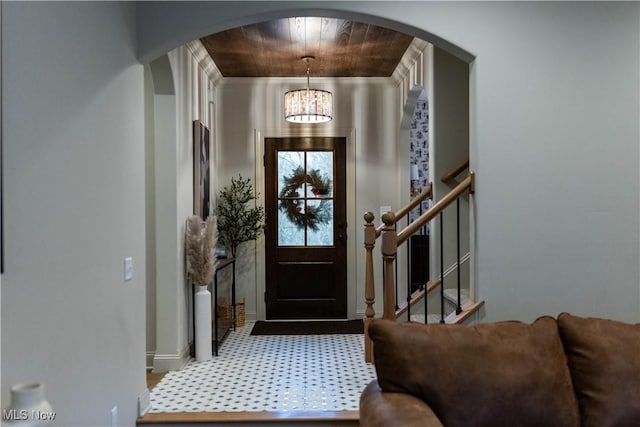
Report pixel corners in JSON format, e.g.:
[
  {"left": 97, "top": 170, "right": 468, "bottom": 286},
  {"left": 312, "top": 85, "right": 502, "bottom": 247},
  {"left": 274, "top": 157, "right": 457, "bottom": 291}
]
[
  {"left": 363, "top": 211, "right": 376, "bottom": 363},
  {"left": 380, "top": 211, "right": 397, "bottom": 320}
]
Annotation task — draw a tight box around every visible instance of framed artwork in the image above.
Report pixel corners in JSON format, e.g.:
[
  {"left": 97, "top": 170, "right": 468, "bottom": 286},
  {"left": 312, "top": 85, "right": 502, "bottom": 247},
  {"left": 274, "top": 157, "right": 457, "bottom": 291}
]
[{"left": 193, "top": 120, "right": 211, "bottom": 220}]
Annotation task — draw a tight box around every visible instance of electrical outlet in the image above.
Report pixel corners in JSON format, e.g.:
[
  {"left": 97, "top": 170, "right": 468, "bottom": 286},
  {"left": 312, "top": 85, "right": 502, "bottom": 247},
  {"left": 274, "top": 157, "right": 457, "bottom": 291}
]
[
  {"left": 111, "top": 406, "right": 118, "bottom": 427},
  {"left": 124, "top": 257, "right": 133, "bottom": 281}
]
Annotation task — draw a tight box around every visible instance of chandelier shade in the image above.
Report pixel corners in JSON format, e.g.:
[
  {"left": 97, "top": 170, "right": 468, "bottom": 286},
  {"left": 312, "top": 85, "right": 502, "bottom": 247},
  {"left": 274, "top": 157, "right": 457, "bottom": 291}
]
[
  {"left": 284, "top": 55, "right": 333, "bottom": 123},
  {"left": 284, "top": 88, "right": 333, "bottom": 123}
]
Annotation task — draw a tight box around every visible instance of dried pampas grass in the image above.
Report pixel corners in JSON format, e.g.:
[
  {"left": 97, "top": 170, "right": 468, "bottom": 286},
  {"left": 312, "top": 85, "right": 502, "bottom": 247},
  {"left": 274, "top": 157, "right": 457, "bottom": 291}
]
[{"left": 186, "top": 215, "right": 217, "bottom": 286}]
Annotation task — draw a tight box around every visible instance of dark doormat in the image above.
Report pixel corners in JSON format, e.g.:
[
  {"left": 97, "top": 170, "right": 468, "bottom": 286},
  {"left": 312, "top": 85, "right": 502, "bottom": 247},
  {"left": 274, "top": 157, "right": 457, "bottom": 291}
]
[{"left": 250, "top": 320, "right": 364, "bottom": 335}]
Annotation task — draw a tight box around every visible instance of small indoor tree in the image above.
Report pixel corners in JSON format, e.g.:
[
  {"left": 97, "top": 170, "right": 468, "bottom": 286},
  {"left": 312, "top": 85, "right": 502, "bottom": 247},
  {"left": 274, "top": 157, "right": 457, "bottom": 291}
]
[{"left": 215, "top": 174, "right": 265, "bottom": 258}]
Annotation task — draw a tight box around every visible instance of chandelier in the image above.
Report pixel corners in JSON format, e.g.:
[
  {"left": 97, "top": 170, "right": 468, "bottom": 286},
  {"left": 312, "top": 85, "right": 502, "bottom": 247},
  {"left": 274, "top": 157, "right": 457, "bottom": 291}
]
[{"left": 284, "top": 56, "right": 333, "bottom": 123}]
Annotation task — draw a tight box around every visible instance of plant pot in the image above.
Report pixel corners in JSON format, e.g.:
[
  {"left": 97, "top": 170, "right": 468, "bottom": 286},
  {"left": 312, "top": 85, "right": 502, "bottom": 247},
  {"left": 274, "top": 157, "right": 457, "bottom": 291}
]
[{"left": 194, "top": 285, "right": 212, "bottom": 362}]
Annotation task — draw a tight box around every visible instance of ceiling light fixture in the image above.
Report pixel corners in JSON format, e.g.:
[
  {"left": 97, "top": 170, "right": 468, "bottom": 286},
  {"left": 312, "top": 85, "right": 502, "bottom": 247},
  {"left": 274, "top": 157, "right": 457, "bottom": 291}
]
[{"left": 284, "top": 56, "right": 333, "bottom": 123}]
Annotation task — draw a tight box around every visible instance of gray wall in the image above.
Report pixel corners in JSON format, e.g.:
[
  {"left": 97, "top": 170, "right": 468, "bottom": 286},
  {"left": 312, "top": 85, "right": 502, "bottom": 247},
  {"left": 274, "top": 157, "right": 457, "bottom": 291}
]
[
  {"left": 137, "top": 1, "right": 640, "bottom": 323},
  {"left": 2, "top": 2, "right": 146, "bottom": 426}
]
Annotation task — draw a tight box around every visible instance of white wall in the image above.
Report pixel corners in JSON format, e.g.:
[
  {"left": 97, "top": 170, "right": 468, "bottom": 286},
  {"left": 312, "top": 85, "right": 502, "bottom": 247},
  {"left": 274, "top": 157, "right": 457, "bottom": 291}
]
[
  {"left": 147, "top": 46, "right": 215, "bottom": 372},
  {"left": 137, "top": 1, "right": 640, "bottom": 324},
  {"left": 396, "top": 42, "right": 434, "bottom": 308},
  {"left": 151, "top": 93, "right": 186, "bottom": 371},
  {"left": 432, "top": 46, "right": 471, "bottom": 295},
  {"left": 215, "top": 77, "right": 401, "bottom": 319},
  {"left": 144, "top": 64, "right": 157, "bottom": 369},
  {"left": 1, "top": 2, "right": 146, "bottom": 426}
]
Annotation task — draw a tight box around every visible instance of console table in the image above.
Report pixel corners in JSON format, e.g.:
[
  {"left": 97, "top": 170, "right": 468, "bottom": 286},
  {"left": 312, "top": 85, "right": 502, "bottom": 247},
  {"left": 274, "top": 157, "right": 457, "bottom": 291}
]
[{"left": 212, "top": 257, "right": 236, "bottom": 355}]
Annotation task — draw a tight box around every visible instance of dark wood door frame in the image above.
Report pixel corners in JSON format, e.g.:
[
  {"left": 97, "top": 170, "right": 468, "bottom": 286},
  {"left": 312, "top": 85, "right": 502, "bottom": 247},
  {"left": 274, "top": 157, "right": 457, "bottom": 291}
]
[{"left": 264, "top": 136, "right": 347, "bottom": 319}]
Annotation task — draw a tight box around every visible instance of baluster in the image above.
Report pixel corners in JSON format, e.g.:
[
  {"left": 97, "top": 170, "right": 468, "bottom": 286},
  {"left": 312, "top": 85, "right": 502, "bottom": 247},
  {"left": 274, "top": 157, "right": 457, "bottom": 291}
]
[
  {"left": 363, "top": 212, "right": 376, "bottom": 363},
  {"left": 407, "top": 215, "right": 412, "bottom": 322},
  {"left": 423, "top": 228, "right": 429, "bottom": 324},
  {"left": 381, "top": 211, "right": 397, "bottom": 320},
  {"left": 424, "top": 195, "right": 430, "bottom": 290},
  {"left": 440, "top": 211, "right": 445, "bottom": 323},
  {"left": 394, "top": 222, "right": 399, "bottom": 310},
  {"left": 456, "top": 198, "right": 462, "bottom": 315}
]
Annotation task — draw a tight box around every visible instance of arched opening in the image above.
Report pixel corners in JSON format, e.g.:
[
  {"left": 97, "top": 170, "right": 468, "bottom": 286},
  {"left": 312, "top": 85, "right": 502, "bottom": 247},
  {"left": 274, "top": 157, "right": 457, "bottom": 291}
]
[
  {"left": 137, "top": 6, "right": 475, "bottom": 65},
  {"left": 142, "top": 3, "right": 473, "bottom": 381}
]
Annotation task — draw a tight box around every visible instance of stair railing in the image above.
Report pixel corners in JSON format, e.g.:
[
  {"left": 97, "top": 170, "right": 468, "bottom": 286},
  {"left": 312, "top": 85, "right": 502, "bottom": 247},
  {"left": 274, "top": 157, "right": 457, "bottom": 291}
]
[
  {"left": 363, "top": 184, "right": 432, "bottom": 362},
  {"left": 440, "top": 159, "right": 469, "bottom": 184},
  {"left": 363, "top": 172, "right": 475, "bottom": 363},
  {"left": 396, "top": 173, "right": 474, "bottom": 244}
]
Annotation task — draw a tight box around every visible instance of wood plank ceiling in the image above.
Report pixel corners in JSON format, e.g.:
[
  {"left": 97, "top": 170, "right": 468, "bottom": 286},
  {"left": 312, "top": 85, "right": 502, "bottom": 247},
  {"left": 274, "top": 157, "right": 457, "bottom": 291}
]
[{"left": 200, "top": 17, "right": 414, "bottom": 78}]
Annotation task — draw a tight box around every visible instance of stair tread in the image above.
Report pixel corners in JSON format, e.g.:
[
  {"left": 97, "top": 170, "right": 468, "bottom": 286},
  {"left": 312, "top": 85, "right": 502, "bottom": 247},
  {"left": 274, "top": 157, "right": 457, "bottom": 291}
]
[
  {"left": 443, "top": 288, "right": 471, "bottom": 305},
  {"left": 410, "top": 314, "right": 443, "bottom": 324},
  {"left": 408, "top": 300, "right": 484, "bottom": 325},
  {"left": 395, "top": 279, "right": 440, "bottom": 317}
]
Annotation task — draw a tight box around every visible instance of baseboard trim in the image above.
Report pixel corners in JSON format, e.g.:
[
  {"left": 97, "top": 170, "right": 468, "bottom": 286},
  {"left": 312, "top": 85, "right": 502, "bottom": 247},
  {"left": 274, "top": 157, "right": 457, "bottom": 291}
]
[
  {"left": 146, "top": 351, "right": 155, "bottom": 371},
  {"left": 442, "top": 251, "right": 470, "bottom": 279},
  {"left": 152, "top": 345, "right": 190, "bottom": 372}
]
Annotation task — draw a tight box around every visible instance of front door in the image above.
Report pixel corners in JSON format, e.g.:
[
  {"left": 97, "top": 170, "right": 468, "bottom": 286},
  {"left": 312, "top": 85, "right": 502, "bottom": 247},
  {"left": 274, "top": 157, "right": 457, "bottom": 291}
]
[{"left": 264, "top": 137, "right": 347, "bottom": 319}]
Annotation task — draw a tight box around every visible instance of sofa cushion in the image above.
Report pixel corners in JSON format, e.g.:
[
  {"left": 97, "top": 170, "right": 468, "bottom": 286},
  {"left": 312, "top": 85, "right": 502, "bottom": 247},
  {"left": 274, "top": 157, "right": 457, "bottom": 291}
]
[
  {"left": 557, "top": 312, "right": 640, "bottom": 427},
  {"left": 369, "top": 317, "right": 580, "bottom": 427}
]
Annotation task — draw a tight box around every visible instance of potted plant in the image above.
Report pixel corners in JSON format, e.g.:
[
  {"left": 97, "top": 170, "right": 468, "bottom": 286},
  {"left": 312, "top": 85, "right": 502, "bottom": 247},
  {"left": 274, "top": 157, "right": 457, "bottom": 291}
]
[
  {"left": 215, "top": 174, "right": 265, "bottom": 259},
  {"left": 215, "top": 175, "right": 264, "bottom": 326}
]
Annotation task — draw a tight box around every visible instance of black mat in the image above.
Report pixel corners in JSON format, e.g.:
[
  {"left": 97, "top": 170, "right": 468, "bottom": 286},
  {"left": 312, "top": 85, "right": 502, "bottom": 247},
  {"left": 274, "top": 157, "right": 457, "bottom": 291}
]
[{"left": 250, "top": 320, "right": 364, "bottom": 335}]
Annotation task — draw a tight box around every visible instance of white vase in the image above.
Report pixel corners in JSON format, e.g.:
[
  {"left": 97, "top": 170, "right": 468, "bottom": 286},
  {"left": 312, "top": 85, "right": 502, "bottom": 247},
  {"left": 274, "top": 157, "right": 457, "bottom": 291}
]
[
  {"left": 3, "top": 383, "right": 54, "bottom": 426},
  {"left": 195, "top": 285, "right": 213, "bottom": 362}
]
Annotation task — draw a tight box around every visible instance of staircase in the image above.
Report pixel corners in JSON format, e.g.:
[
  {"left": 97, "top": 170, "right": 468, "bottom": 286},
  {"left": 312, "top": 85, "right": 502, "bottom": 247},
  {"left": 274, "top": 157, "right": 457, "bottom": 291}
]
[
  {"left": 409, "top": 288, "right": 484, "bottom": 324},
  {"left": 363, "top": 163, "right": 484, "bottom": 363}
]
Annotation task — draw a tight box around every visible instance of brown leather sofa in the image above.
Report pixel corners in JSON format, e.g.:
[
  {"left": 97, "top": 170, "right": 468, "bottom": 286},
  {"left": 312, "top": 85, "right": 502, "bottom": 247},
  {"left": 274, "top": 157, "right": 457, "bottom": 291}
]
[{"left": 360, "top": 313, "right": 640, "bottom": 427}]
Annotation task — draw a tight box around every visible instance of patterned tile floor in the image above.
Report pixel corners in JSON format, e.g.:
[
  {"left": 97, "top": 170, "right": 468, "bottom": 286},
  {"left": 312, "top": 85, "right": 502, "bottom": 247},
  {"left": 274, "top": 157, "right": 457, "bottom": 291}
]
[{"left": 149, "top": 321, "right": 377, "bottom": 413}]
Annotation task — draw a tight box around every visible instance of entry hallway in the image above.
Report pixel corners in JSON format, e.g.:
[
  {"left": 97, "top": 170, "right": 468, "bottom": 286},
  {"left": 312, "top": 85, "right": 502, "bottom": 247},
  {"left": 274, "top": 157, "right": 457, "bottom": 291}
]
[{"left": 148, "top": 321, "right": 377, "bottom": 413}]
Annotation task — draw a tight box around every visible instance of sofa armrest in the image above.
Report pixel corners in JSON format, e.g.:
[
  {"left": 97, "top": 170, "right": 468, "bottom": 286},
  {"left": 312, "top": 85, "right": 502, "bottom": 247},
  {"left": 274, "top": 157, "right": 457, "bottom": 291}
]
[{"left": 359, "top": 380, "right": 444, "bottom": 427}]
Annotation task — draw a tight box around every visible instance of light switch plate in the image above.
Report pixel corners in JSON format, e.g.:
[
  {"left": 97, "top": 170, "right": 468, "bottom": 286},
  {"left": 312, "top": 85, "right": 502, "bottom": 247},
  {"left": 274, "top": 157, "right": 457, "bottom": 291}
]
[
  {"left": 380, "top": 206, "right": 391, "bottom": 217},
  {"left": 111, "top": 406, "right": 118, "bottom": 427},
  {"left": 124, "top": 257, "right": 133, "bottom": 281}
]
